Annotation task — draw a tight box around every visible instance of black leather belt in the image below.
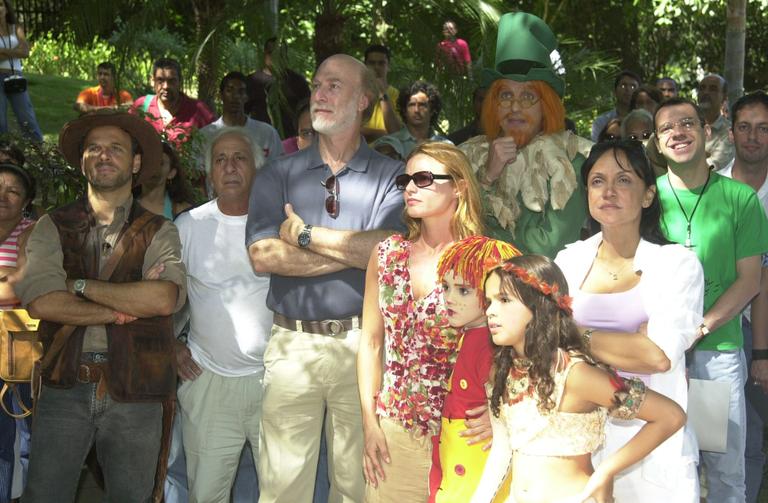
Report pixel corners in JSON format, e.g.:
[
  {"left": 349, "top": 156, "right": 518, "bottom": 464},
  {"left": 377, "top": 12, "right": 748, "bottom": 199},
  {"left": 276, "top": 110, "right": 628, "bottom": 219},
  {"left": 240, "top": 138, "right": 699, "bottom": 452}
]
[{"left": 274, "top": 313, "right": 360, "bottom": 336}]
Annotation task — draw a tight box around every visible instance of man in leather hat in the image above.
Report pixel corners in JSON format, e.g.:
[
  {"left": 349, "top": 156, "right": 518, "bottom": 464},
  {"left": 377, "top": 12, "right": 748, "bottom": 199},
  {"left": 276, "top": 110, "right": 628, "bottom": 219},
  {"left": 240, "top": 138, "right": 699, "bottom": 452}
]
[
  {"left": 16, "top": 110, "right": 186, "bottom": 502},
  {"left": 460, "top": 11, "right": 592, "bottom": 258}
]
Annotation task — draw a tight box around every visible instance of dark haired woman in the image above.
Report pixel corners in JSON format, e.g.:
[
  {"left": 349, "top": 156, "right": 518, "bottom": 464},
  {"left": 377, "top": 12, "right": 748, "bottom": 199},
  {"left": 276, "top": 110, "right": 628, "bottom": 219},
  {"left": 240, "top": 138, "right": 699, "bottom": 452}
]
[
  {"left": 473, "top": 254, "right": 685, "bottom": 503},
  {"left": 137, "top": 142, "right": 194, "bottom": 219},
  {"left": 555, "top": 140, "right": 704, "bottom": 502},
  {"left": 0, "top": 0, "right": 41, "bottom": 141}
]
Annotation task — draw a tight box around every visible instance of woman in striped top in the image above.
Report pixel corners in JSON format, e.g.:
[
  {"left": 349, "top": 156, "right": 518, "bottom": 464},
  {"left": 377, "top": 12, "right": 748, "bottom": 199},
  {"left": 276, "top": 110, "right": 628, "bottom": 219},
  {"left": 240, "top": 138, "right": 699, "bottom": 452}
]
[{"left": 0, "top": 160, "right": 34, "bottom": 503}]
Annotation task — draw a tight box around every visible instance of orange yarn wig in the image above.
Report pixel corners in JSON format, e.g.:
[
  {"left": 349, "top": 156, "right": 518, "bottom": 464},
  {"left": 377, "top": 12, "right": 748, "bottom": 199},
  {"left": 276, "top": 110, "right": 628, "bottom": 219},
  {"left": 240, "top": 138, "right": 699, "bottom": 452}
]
[{"left": 437, "top": 235, "right": 521, "bottom": 302}]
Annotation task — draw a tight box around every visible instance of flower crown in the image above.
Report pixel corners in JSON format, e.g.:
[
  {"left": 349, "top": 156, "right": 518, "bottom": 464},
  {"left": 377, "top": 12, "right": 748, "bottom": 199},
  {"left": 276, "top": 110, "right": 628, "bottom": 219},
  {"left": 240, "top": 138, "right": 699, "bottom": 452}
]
[{"left": 484, "top": 257, "right": 573, "bottom": 316}]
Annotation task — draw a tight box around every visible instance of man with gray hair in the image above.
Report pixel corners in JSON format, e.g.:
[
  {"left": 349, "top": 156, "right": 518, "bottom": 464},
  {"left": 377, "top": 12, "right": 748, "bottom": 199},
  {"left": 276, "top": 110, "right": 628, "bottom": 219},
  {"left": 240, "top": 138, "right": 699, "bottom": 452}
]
[
  {"left": 247, "top": 54, "right": 405, "bottom": 502},
  {"left": 173, "top": 127, "right": 271, "bottom": 501},
  {"left": 698, "top": 73, "right": 735, "bottom": 170}
]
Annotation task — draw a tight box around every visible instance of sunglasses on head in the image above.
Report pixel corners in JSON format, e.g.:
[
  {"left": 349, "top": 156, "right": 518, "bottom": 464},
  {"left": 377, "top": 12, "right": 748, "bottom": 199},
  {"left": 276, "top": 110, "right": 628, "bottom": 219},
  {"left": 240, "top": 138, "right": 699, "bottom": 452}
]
[
  {"left": 322, "top": 175, "right": 339, "bottom": 218},
  {"left": 395, "top": 171, "right": 453, "bottom": 191}
]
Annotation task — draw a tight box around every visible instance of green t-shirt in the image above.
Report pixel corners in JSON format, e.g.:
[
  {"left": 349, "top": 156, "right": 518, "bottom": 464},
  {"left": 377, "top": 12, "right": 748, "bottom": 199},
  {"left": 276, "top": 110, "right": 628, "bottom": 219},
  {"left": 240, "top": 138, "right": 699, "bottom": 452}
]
[
  {"left": 658, "top": 172, "right": 768, "bottom": 350},
  {"left": 483, "top": 154, "right": 587, "bottom": 259}
]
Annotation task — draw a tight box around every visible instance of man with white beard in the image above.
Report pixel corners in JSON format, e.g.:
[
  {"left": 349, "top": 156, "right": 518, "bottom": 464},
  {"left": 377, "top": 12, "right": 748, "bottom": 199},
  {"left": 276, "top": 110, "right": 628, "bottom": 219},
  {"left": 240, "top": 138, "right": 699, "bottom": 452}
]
[{"left": 246, "top": 54, "right": 405, "bottom": 503}]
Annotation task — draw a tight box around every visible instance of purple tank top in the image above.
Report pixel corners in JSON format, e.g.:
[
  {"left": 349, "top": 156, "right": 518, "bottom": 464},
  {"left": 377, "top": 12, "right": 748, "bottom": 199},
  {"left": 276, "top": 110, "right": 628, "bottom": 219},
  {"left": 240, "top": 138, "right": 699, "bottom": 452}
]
[{"left": 573, "top": 284, "right": 651, "bottom": 385}]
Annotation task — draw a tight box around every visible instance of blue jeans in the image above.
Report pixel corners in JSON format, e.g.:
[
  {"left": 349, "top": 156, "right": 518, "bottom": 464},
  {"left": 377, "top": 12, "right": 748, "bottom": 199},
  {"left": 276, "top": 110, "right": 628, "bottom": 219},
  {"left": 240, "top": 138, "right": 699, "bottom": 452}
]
[
  {"left": 21, "top": 382, "right": 162, "bottom": 503},
  {"left": 689, "top": 349, "right": 747, "bottom": 503},
  {"left": 742, "top": 318, "right": 766, "bottom": 503},
  {"left": 0, "top": 382, "right": 31, "bottom": 503},
  {"left": 0, "top": 76, "right": 42, "bottom": 142}
]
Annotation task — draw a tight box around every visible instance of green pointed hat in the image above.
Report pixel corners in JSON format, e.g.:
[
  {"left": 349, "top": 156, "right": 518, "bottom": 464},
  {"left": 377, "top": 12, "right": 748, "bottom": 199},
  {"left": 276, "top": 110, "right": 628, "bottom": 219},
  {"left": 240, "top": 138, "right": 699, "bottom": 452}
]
[{"left": 480, "top": 12, "right": 564, "bottom": 97}]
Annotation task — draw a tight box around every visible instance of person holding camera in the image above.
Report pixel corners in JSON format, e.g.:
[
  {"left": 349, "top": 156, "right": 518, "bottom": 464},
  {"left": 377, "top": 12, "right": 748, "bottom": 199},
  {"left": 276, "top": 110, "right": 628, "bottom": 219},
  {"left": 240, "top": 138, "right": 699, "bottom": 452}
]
[{"left": 0, "top": 0, "right": 41, "bottom": 141}]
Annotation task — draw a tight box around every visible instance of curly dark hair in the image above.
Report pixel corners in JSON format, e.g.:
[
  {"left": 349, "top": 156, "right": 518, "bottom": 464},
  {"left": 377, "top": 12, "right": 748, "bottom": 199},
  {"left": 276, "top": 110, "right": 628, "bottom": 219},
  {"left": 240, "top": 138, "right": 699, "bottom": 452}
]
[
  {"left": 397, "top": 80, "right": 442, "bottom": 128},
  {"left": 487, "top": 255, "right": 584, "bottom": 417}
]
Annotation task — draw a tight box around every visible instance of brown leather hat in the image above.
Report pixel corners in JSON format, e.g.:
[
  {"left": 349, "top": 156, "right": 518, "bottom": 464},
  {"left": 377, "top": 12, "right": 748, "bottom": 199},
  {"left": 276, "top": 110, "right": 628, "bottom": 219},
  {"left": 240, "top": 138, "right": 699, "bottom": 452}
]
[{"left": 58, "top": 109, "right": 162, "bottom": 186}]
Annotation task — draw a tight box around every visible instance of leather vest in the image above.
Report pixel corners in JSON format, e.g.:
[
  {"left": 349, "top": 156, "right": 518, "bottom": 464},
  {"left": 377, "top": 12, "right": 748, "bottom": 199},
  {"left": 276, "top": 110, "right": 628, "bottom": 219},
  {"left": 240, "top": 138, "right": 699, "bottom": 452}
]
[{"left": 38, "top": 198, "right": 177, "bottom": 402}]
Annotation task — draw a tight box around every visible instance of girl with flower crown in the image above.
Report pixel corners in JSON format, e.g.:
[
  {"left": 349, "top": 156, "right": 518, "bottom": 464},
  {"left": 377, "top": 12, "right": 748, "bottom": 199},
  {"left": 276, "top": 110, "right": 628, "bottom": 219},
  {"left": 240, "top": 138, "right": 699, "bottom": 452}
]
[{"left": 472, "top": 255, "right": 686, "bottom": 503}]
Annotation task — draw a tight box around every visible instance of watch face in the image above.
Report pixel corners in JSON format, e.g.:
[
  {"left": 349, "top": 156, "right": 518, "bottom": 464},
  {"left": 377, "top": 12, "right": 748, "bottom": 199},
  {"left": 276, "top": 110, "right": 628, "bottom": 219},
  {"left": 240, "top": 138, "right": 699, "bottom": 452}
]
[
  {"left": 298, "top": 232, "right": 310, "bottom": 248},
  {"left": 74, "top": 279, "right": 85, "bottom": 291}
]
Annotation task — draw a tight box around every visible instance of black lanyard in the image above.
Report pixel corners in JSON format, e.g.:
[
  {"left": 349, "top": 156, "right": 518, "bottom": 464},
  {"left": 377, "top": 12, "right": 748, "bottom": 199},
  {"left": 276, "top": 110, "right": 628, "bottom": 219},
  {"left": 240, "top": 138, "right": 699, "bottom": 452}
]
[{"left": 668, "top": 172, "right": 711, "bottom": 248}]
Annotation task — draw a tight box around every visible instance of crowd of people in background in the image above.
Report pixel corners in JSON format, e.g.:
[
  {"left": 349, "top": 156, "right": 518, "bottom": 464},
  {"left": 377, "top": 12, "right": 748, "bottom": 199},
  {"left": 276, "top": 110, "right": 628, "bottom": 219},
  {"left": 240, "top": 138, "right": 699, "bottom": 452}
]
[{"left": 0, "top": 6, "right": 764, "bottom": 503}]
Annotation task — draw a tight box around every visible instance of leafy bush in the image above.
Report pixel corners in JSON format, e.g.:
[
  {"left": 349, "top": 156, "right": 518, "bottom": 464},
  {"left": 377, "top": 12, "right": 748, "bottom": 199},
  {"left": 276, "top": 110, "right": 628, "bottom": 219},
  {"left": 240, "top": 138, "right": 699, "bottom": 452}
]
[
  {"left": 26, "top": 32, "right": 115, "bottom": 81},
  {"left": 0, "top": 132, "right": 84, "bottom": 211},
  {"left": 26, "top": 27, "right": 192, "bottom": 98}
]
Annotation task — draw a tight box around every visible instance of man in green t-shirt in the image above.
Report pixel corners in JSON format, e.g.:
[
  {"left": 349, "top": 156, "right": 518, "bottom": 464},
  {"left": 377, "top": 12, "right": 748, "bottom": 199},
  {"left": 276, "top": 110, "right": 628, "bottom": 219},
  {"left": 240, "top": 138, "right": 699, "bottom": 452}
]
[{"left": 654, "top": 97, "right": 768, "bottom": 502}]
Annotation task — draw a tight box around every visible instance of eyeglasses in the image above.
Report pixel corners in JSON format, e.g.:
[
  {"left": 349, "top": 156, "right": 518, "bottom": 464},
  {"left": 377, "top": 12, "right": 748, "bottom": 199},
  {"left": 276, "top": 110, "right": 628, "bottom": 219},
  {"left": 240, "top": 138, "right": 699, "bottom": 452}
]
[
  {"left": 322, "top": 175, "right": 339, "bottom": 218},
  {"left": 627, "top": 130, "right": 653, "bottom": 141},
  {"left": 395, "top": 171, "right": 453, "bottom": 191},
  {"left": 656, "top": 117, "right": 702, "bottom": 137},
  {"left": 497, "top": 90, "right": 540, "bottom": 110},
  {"left": 618, "top": 82, "right": 638, "bottom": 91}
]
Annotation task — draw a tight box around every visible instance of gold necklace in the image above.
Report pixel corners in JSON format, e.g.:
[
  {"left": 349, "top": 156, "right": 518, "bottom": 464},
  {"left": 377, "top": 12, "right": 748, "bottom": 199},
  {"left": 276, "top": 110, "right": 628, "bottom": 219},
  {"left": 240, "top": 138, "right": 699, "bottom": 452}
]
[{"left": 595, "top": 256, "right": 633, "bottom": 281}]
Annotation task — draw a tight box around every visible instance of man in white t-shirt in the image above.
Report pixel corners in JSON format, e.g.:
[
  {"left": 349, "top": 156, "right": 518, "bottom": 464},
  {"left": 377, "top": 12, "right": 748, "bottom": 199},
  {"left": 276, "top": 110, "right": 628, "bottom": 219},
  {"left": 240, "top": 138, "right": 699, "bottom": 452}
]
[
  {"left": 719, "top": 90, "right": 768, "bottom": 503},
  {"left": 173, "top": 126, "right": 271, "bottom": 501}
]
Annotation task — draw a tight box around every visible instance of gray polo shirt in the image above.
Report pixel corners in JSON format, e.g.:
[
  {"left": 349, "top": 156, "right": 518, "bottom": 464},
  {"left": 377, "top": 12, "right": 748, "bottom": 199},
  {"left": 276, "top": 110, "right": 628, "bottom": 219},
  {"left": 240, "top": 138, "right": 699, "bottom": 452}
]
[{"left": 246, "top": 140, "right": 405, "bottom": 320}]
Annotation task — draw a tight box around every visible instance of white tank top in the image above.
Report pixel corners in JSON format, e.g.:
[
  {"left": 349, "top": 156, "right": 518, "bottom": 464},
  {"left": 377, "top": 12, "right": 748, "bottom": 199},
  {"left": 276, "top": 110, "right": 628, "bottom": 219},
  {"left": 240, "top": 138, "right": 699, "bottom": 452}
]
[{"left": 0, "top": 25, "right": 23, "bottom": 72}]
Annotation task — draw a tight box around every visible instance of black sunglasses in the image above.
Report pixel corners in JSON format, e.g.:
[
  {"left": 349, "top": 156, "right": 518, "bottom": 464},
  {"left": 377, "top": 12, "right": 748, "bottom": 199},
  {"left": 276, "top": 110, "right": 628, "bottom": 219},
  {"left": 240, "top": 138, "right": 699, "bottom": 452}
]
[
  {"left": 395, "top": 171, "right": 453, "bottom": 191},
  {"left": 322, "top": 175, "right": 339, "bottom": 218}
]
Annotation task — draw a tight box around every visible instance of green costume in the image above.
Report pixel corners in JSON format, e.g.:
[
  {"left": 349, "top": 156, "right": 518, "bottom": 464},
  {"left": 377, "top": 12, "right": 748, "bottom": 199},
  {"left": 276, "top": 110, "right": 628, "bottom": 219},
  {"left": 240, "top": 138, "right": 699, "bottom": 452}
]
[
  {"left": 466, "top": 12, "right": 593, "bottom": 258},
  {"left": 460, "top": 131, "right": 591, "bottom": 258}
]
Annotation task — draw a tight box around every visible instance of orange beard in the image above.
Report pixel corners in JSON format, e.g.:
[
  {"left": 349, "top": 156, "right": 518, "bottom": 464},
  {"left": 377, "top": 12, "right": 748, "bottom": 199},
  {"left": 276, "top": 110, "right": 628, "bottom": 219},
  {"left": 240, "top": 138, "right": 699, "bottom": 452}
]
[
  {"left": 507, "top": 129, "right": 535, "bottom": 148},
  {"left": 499, "top": 111, "right": 541, "bottom": 148}
]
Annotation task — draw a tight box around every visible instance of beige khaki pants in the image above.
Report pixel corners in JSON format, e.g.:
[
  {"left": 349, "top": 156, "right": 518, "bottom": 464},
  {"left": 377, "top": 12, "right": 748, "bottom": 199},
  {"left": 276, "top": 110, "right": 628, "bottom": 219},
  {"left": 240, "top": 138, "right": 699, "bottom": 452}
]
[
  {"left": 177, "top": 367, "right": 263, "bottom": 503},
  {"left": 364, "top": 417, "right": 432, "bottom": 503},
  {"left": 258, "top": 324, "right": 364, "bottom": 503}
]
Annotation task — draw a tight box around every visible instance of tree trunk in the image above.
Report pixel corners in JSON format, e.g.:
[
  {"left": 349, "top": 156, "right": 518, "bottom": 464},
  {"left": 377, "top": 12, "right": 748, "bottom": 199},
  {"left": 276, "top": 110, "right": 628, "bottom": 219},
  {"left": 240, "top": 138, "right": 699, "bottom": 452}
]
[
  {"left": 724, "top": 0, "right": 746, "bottom": 105},
  {"left": 313, "top": 1, "right": 346, "bottom": 68},
  {"left": 192, "top": 0, "right": 226, "bottom": 111}
]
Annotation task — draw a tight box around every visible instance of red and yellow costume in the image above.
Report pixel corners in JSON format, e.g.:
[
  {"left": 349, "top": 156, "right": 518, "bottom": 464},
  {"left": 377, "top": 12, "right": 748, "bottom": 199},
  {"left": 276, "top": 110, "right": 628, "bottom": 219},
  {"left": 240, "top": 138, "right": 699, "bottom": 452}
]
[{"left": 428, "top": 236, "right": 518, "bottom": 502}]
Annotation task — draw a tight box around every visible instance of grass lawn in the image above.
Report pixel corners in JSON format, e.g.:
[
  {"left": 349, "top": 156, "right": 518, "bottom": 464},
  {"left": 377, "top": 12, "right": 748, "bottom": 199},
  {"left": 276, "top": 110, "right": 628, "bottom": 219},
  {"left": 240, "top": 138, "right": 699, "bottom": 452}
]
[{"left": 17, "top": 72, "right": 93, "bottom": 142}]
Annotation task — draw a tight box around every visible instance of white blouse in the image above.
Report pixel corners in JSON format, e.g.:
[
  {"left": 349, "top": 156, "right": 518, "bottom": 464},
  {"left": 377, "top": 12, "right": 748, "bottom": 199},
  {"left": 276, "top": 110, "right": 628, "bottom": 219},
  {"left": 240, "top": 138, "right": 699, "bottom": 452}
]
[{"left": 555, "top": 233, "right": 704, "bottom": 492}]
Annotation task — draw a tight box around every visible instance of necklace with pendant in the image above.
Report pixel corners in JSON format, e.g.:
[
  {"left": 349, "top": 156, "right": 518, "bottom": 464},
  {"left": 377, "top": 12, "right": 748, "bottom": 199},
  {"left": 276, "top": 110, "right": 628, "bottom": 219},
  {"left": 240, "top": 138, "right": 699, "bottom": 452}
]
[
  {"left": 597, "top": 258, "right": 632, "bottom": 281},
  {"left": 506, "top": 358, "right": 534, "bottom": 405},
  {"left": 668, "top": 172, "right": 711, "bottom": 248}
]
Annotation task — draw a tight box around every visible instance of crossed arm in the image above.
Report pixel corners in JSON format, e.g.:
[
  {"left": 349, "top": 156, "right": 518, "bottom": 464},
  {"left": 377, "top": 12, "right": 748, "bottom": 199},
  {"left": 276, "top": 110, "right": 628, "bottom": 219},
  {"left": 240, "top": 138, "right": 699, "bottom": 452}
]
[
  {"left": 0, "top": 26, "right": 29, "bottom": 60},
  {"left": 249, "top": 203, "right": 395, "bottom": 276},
  {"left": 20, "top": 217, "right": 183, "bottom": 326}
]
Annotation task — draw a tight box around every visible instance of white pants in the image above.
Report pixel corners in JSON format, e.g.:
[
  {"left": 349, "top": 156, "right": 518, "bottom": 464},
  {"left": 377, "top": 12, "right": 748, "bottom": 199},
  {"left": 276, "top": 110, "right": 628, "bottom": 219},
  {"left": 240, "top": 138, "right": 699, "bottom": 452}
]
[{"left": 178, "top": 368, "right": 263, "bottom": 503}]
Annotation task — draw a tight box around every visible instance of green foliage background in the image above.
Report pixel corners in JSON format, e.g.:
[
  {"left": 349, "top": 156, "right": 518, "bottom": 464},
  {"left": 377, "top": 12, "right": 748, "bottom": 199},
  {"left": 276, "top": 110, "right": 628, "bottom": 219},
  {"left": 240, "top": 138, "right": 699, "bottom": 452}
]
[{"left": 12, "top": 0, "right": 768, "bottom": 206}]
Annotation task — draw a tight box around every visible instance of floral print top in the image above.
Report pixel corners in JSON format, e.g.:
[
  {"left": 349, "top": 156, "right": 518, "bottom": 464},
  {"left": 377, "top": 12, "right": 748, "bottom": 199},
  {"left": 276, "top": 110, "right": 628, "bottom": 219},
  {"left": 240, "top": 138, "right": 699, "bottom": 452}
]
[{"left": 375, "top": 234, "right": 460, "bottom": 436}]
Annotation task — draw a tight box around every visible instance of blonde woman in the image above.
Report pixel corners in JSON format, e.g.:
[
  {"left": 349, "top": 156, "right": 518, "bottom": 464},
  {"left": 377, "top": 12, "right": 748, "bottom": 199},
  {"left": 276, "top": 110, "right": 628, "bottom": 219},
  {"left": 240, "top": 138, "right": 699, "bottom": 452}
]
[{"left": 358, "top": 142, "right": 485, "bottom": 502}]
